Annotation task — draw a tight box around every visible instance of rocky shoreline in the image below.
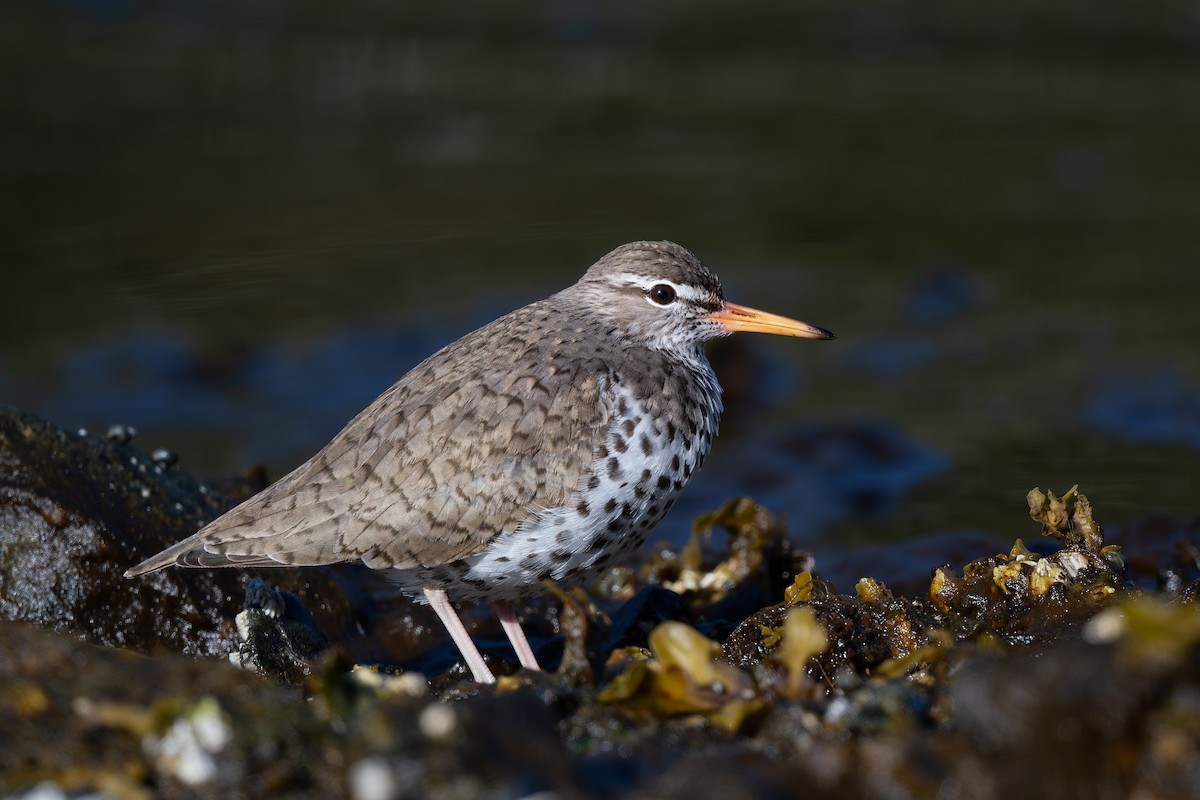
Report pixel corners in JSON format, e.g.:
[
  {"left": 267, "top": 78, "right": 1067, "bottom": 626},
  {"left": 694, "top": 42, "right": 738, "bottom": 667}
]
[{"left": 3, "top": 405, "right": 1198, "bottom": 798}]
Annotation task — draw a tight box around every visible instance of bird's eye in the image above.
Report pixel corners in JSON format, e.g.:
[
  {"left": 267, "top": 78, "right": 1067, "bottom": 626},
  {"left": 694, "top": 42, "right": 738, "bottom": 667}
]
[{"left": 648, "top": 284, "right": 677, "bottom": 306}]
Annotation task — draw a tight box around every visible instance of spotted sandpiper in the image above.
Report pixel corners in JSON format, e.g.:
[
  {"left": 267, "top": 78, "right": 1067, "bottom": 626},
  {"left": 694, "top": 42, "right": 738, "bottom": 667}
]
[{"left": 126, "top": 241, "right": 834, "bottom": 683}]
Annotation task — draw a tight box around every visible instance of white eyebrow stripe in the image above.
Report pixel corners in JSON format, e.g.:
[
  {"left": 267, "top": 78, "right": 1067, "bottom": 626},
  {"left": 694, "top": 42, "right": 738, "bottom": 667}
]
[{"left": 612, "top": 273, "right": 710, "bottom": 304}]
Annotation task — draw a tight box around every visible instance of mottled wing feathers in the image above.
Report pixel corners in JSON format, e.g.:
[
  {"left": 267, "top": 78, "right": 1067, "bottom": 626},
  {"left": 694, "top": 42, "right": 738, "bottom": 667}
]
[{"left": 127, "top": 301, "right": 616, "bottom": 576}]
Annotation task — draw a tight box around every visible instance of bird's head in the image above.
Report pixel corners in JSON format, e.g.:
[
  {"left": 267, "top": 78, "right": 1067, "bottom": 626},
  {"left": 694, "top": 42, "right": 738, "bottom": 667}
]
[{"left": 573, "top": 241, "right": 835, "bottom": 356}]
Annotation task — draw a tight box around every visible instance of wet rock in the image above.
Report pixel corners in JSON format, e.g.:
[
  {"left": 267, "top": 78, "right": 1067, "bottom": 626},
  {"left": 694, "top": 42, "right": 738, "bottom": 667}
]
[
  {"left": 232, "top": 578, "right": 332, "bottom": 682},
  {"left": 0, "top": 405, "right": 242, "bottom": 656},
  {"left": 0, "top": 406, "right": 410, "bottom": 665},
  {"left": 601, "top": 586, "right": 690, "bottom": 655}
]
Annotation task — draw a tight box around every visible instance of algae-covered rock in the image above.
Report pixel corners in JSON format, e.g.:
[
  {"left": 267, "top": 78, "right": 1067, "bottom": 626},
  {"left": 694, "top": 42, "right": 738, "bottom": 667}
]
[{"left": 230, "top": 578, "right": 332, "bottom": 681}]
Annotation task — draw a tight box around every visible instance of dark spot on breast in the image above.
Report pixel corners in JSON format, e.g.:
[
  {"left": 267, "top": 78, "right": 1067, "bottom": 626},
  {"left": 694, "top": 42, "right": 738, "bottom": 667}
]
[
  {"left": 612, "top": 434, "right": 628, "bottom": 454},
  {"left": 683, "top": 462, "right": 693, "bottom": 479},
  {"left": 671, "top": 454, "right": 681, "bottom": 472},
  {"left": 604, "top": 497, "right": 618, "bottom": 514},
  {"left": 642, "top": 468, "right": 652, "bottom": 480},
  {"left": 495, "top": 556, "right": 510, "bottom": 563},
  {"left": 667, "top": 421, "right": 678, "bottom": 441},
  {"left": 621, "top": 502, "right": 633, "bottom": 518},
  {"left": 639, "top": 434, "right": 654, "bottom": 457},
  {"left": 673, "top": 479, "right": 684, "bottom": 492},
  {"left": 576, "top": 499, "right": 591, "bottom": 517},
  {"left": 608, "top": 457, "right": 621, "bottom": 478},
  {"left": 634, "top": 485, "right": 646, "bottom": 499},
  {"left": 588, "top": 474, "right": 601, "bottom": 490},
  {"left": 657, "top": 475, "right": 671, "bottom": 491},
  {"left": 622, "top": 418, "right": 636, "bottom": 437},
  {"left": 597, "top": 443, "right": 609, "bottom": 459}
]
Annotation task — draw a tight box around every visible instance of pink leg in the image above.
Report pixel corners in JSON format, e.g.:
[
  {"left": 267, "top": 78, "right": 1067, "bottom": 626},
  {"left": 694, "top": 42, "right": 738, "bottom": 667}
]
[
  {"left": 495, "top": 600, "right": 541, "bottom": 672},
  {"left": 423, "top": 586, "right": 495, "bottom": 684}
]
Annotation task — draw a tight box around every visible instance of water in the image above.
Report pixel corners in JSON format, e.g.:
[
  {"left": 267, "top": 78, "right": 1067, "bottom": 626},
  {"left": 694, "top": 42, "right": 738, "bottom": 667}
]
[{"left": 3, "top": 1, "right": 1200, "bottom": 566}]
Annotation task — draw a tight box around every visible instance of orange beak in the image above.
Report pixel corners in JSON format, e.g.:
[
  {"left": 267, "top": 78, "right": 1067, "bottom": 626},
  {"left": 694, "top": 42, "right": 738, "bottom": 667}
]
[{"left": 707, "top": 301, "right": 835, "bottom": 340}]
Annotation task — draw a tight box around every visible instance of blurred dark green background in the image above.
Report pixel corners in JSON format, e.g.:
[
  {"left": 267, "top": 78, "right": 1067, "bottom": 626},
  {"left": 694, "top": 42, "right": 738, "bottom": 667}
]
[{"left": 3, "top": 1, "right": 1200, "bottom": 555}]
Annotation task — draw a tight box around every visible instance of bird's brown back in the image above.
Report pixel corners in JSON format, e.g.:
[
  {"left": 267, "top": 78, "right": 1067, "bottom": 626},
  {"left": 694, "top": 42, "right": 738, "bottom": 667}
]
[{"left": 132, "top": 298, "right": 619, "bottom": 574}]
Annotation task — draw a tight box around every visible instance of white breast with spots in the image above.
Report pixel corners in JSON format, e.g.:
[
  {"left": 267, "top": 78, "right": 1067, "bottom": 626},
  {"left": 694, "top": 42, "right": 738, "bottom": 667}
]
[{"left": 394, "top": 366, "right": 722, "bottom": 603}]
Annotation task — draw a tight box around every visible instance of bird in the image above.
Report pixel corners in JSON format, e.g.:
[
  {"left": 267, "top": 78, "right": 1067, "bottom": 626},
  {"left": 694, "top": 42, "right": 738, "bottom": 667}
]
[{"left": 126, "top": 241, "right": 834, "bottom": 683}]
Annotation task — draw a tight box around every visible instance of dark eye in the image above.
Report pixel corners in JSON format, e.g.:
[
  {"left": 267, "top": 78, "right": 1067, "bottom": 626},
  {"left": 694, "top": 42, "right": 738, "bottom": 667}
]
[{"left": 648, "top": 284, "right": 677, "bottom": 305}]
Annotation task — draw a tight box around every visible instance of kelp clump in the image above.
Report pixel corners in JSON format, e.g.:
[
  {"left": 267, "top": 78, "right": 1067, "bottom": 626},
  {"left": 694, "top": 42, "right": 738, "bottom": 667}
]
[{"left": 595, "top": 486, "right": 1158, "bottom": 745}]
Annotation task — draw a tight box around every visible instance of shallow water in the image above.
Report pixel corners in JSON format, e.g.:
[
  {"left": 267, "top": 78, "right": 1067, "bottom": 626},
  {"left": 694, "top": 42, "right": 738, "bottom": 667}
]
[{"left": 3, "top": 2, "right": 1200, "bottom": 568}]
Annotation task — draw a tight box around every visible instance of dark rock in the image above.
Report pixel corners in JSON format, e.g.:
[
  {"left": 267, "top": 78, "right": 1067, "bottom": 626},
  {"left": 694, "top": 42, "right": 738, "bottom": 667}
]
[
  {"left": 234, "top": 578, "right": 332, "bottom": 682},
  {"left": 601, "top": 586, "right": 690, "bottom": 654},
  {"left": 0, "top": 405, "right": 242, "bottom": 656},
  {"left": 0, "top": 406, "right": 419, "bottom": 666}
]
